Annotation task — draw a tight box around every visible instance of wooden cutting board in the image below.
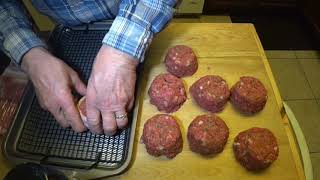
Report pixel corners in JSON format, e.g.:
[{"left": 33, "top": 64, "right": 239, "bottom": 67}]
[{"left": 110, "top": 23, "right": 300, "bottom": 180}]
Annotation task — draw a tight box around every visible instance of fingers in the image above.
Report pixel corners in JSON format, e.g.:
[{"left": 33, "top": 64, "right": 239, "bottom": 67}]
[
  {"left": 101, "top": 111, "right": 117, "bottom": 136},
  {"left": 52, "top": 107, "right": 69, "bottom": 128},
  {"left": 127, "top": 98, "right": 135, "bottom": 111},
  {"left": 86, "top": 102, "right": 103, "bottom": 134},
  {"left": 115, "top": 109, "right": 128, "bottom": 129},
  {"left": 60, "top": 93, "right": 87, "bottom": 132},
  {"left": 37, "top": 93, "right": 69, "bottom": 128},
  {"left": 39, "top": 89, "right": 86, "bottom": 132},
  {"left": 70, "top": 71, "right": 87, "bottom": 96}
]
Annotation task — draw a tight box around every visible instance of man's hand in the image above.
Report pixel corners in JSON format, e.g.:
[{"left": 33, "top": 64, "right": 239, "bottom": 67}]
[
  {"left": 86, "top": 45, "right": 138, "bottom": 135},
  {"left": 21, "top": 47, "right": 87, "bottom": 132}
]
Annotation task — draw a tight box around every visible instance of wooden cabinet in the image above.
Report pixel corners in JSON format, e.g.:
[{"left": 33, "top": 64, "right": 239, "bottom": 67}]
[
  {"left": 204, "top": 0, "right": 257, "bottom": 11},
  {"left": 301, "top": 0, "right": 320, "bottom": 33},
  {"left": 259, "top": 0, "right": 297, "bottom": 7},
  {"left": 176, "top": 0, "right": 205, "bottom": 14}
]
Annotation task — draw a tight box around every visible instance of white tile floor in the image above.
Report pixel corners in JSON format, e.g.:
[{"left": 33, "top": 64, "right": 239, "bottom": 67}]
[
  {"left": 266, "top": 50, "right": 320, "bottom": 180},
  {"left": 268, "top": 58, "right": 314, "bottom": 100}
]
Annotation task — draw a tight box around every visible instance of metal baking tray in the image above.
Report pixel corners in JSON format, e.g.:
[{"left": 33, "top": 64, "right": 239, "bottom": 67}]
[{"left": 2, "top": 22, "right": 141, "bottom": 179}]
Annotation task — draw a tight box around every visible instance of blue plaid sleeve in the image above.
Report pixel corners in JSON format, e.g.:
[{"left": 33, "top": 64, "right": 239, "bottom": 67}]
[
  {"left": 102, "top": 0, "right": 177, "bottom": 62},
  {"left": 0, "top": 1, "right": 46, "bottom": 65}
]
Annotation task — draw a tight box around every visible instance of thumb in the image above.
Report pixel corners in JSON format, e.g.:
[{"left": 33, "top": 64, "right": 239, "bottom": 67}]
[{"left": 70, "top": 71, "right": 87, "bottom": 96}]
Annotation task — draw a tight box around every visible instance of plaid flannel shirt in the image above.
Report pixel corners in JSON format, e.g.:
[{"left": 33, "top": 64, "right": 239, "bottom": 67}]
[{"left": 0, "top": 0, "right": 177, "bottom": 63}]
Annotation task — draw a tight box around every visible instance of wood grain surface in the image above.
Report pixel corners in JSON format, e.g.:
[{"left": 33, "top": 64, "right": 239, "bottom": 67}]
[{"left": 108, "top": 23, "right": 301, "bottom": 180}]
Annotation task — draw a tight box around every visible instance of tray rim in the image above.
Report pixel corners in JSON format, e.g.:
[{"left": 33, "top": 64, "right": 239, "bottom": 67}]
[{"left": 2, "top": 22, "right": 142, "bottom": 179}]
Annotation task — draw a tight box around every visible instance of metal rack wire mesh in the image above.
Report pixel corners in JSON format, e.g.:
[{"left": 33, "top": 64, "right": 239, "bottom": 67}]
[{"left": 16, "top": 26, "right": 131, "bottom": 169}]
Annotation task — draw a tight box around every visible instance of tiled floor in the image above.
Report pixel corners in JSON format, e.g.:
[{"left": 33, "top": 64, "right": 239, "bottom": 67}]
[
  {"left": 312, "top": 153, "right": 320, "bottom": 180},
  {"left": 268, "top": 58, "right": 314, "bottom": 100},
  {"left": 267, "top": 50, "right": 320, "bottom": 180},
  {"left": 285, "top": 100, "right": 320, "bottom": 152},
  {"left": 267, "top": 50, "right": 320, "bottom": 101},
  {"left": 299, "top": 59, "right": 320, "bottom": 99}
]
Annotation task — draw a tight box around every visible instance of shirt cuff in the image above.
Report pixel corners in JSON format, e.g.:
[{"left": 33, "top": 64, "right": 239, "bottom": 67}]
[
  {"left": 102, "top": 16, "right": 153, "bottom": 62},
  {"left": 3, "top": 28, "right": 47, "bottom": 65}
]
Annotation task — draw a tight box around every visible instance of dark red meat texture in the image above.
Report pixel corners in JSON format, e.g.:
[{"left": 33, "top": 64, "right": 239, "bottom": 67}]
[
  {"left": 0, "top": 76, "right": 27, "bottom": 135},
  {"left": 148, "top": 73, "right": 187, "bottom": 113},
  {"left": 141, "top": 114, "right": 183, "bottom": 159},
  {"left": 190, "top": 75, "right": 230, "bottom": 113},
  {"left": 233, "top": 127, "right": 279, "bottom": 171},
  {"left": 187, "top": 114, "right": 229, "bottom": 155},
  {"left": 165, "top": 45, "right": 198, "bottom": 77},
  {"left": 0, "top": 100, "right": 18, "bottom": 135},
  {"left": 231, "top": 76, "right": 267, "bottom": 114},
  {"left": 0, "top": 76, "right": 26, "bottom": 102}
]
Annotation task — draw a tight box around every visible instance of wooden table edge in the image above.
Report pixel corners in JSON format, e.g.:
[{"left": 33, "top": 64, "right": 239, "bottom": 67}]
[{"left": 248, "top": 24, "right": 306, "bottom": 180}]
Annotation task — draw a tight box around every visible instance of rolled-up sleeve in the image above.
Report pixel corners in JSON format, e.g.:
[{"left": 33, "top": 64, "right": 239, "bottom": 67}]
[
  {"left": 0, "top": 1, "right": 46, "bottom": 64},
  {"left": 102, "top": 0, "right": 177, "bottom": 62}
]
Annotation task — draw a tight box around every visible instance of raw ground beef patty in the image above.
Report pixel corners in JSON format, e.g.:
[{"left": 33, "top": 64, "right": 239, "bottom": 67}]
[
  {"left": 148, "top": 73, "right": 187, "bottom": 113},
  {"left": 233, "top": 127, "right": 279, "bottom": 171},
  {"left": 187, "top": 114, "right": 229, "bottom": 155},
  {"left": 230, "top": 76, "right": 267, "bottom": 114},
  {"left": 141, "top": 114, "right": 183, "bottom": 158},
  {"left": 190, "top": 75, "right": 230, "bottom": 113},
  {"left": 165, "top": 45, "right": 198, "bottom": 77}
]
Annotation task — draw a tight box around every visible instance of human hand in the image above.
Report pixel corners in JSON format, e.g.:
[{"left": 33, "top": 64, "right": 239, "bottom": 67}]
[
  {"left": 86, "top": 45, "right": 138, "bottom": 135},
  {"left": 21, "top": 47, "right": 87, "bottom": 132}
]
